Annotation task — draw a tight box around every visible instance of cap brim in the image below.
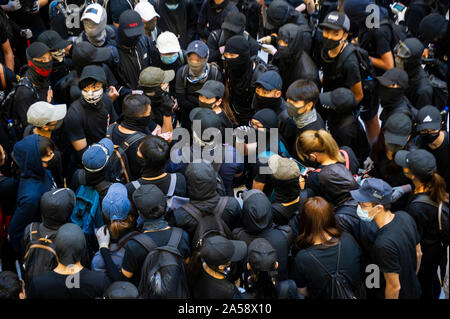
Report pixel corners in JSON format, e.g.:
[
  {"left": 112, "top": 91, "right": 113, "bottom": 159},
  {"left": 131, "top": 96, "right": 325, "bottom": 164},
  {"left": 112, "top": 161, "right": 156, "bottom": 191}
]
[
  {"left": 384, "top": 130, "right": 409, "bottom": 147},
  {"left": 92, "top": 46, "right": 111, "bottom": 63},
  {"left": 123, "top": 26, "right": 145, "bottom": 38},
  {"left": 81, "top": 13, "right": 101, "bottom": 24},
  {"left": 350, "top": 189, "right": 372, "bottom": 203},
  {"left": 221, "top": 22, "right": 242, "bottom": 34},
  {"left": 48, "top": 104, "right": 67, "bottom": 122},
  {"left": 54, "top": 39, "right": 71, "bottom": 50},
  {"left": 186, "top": 50, "right": 208, "bottom": 59},
  {"left": 320, "top": 22, "right": 344, "bottom": 31},
  {"left": 196, "top": 88, "right": 215, "bottom": 99},
  {"left": 376, "top": 75, "right": 395, "bottom": 87},
  {"left": 162, "top": 70, "right": 175, "bottom": 83},
  {"left": 394, "top": 150, "right": 410, "bottom": 168},
  {"left": 416, "top": 122, "right": 440, "bottom": 132},
  {"left": 319, "top": 92, "right": 334, "bottom": 109},
  {"left": 255, "top": 79, "right": 276, "bottom": 91},
  {"left": 229, "top": 240, "right": 247, "bottom": 262}
]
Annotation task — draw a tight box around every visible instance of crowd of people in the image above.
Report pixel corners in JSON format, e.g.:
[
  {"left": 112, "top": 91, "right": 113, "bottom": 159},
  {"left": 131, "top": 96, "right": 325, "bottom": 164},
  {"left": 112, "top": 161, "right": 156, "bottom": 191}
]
[{"left": 0, "top": 0, "right": 448, "bottom": 300}]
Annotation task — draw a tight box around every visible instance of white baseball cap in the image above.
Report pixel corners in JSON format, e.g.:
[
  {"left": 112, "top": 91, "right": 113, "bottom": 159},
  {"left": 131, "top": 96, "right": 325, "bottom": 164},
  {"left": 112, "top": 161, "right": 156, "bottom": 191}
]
[
  {"left": 134, "top": 1, "right": 160, "bottom": 22},
  {"left": 156, "top": 31, "right": 181, "bottom": 54},
  {"left": 27, "top": 102, "right": 67, "bottom": 127},
  {"left": 81, "top": 3, "right": 104, "bottom": 24}
]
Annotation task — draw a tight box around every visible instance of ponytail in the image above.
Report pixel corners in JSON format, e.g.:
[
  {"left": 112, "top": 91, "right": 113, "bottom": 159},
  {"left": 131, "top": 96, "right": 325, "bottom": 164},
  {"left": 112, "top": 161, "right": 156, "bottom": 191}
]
[
  {"left": 296, "top": 130, "right": 345, "bottom": 162},
  {"left": 425, "top": 172, "right": 448, "bottom": 204},
  {"left": 315, "top": 130, "right": 345, "bottom": 163},
  {"left": 108, "top": 215, "right": 136, "bottom": 242}
]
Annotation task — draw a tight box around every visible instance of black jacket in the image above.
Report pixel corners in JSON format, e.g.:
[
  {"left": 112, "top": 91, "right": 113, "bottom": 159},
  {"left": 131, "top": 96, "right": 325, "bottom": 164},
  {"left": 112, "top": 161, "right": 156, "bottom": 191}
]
[{"left": 207, "top": 29, "right": 259, "bottom": 64}]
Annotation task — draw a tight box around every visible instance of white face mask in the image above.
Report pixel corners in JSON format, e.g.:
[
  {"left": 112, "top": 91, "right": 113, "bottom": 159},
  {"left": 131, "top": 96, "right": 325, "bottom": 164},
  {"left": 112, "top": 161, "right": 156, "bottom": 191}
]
[
  {"left": 51, "top": 49, "right": 65, "bottom": 63},
  {"left": 82, "top": 88, "right": 104, "bottom": 104},
  {"left": 356, "top": 204, "right": 377, "bottom": 222}
]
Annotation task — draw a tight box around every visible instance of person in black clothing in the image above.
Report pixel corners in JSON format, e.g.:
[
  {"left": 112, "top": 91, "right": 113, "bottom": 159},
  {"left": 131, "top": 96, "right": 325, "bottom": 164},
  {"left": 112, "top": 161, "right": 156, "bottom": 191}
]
[
  {"left": 13, "top": 42, "right": 53, "bottom": 130},
  {"left": 251, "top": 70, "right": 286, "bottom": 115},
  {"left": 0, "top": 270, "right": 25, "bottom": 299},
  {"left": 350, "top": 178, "right": 422, "bottom": 299},
  {"left": 2, "top": 0, "right": 47, "bottom": 40},
  {"left": 64, "top": 65, "right": 118, "bottom": 162},
  {"left": 279, "top": 79, "right": 324, "bottom": 158},
  {"left": 319, "top": 87, "right": 370, "bottom": 166},
  {"left": 76, "top": 3, "right": 117, "bottom": 48},
  {"left": 412, "top": 105, "right": 449, "bottom": 190},
  {"left": 28, "top": 223, "right": 111, "bottom": 299},
  {"left": 0, "top": 18, "right": 14, "bottom": 71},
  {"left": 394, "top": 37, "right": 433, "bottom": 109},
  {"left": 376, "top": 68, "right": 417, "bottom": 126},
  {"left": 151, "top": 0, "right": 198, "bottom": 49},
  {"left": 290, "top": 196, "right": 362, "bottom": 299},
  {"left": 232, "top": 189, "right": 294, "bottom": 281},
  {"left": 192, "top": 235, "right": 247, "bottom": 299},
  {"left": 395, "top": 148, "right": 448, "bottom": 299},
  {"left": 197, "top": 0, "right": 238, "bottom": 41},
  {"left": 134, "top": 0, "right": 161, "bottom": 43},
  {"left": 175, "top": 40, "right": 223, "bottom": 129},
  {"left": 170, "top": 161, "right": 242, "bottom": 242},
  {"left": 125, "top": 135, "right": 187, "bottom": 198},
  {"left": 418, "top": 13, "right": 448, "bottom": 82},
  {"left": 108, "top": 10, "right": 154, "bottom": 98},
  {"left": 223, "top": 35, "right": 258, "bottom": 125},
  {"left": 97, "top": 183, "right": 191, "bottom": 284},
  {"left": 245, "top": 238, "right": 301, "bottom": 299},
  {"left": 49, "top": 0, "right": 86, "bottom": 40},
  {"left": 206, "top": 10, "right": 259, "bottom": 65},
  {"left": 275, "top": 23, "right": 319, "bottom": 93}
]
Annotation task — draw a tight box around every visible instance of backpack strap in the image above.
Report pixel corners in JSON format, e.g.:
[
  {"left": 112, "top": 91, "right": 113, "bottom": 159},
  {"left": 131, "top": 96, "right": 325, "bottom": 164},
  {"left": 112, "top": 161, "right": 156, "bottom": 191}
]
[
  {"left": 213, "top": 196, "right": 229, "bottom": 219},
  {"left": 131, "top": 233, "right": 157, "bottom": 253},
  {"left": 109, "top": 45, "right": 120, "bottom": 64},
  {"left": 167, "top": 173, "right": 177, "bottom": 197},
  {"left": 105, "top": 123, "right": 117, "bottom": 139},
  {"left": 411, "top": 194, "right": 439, "bottom": 208},
  {"left": 307, "top": 248, "right": 333, "bottom": 277},
  {"left": 131, "top": 180, "right": 141, "bottom": 191},
  {"left": 336, "top": 44, "right": 356, "bottom": 71},
  {"left": 94, "top": 180, "right": 111, "bottom": 195},
  {"left": 166, "top": 227, "right": 183, "bottom": 249},
  {"left": 340, "top": 149, "right": 350, "bottom": 171},
  {"left": 112, "top": 230, "right": 141, "bottom": 252},
  {"left": 182, "top": 203, "right": 203, "bottom": 223},
  {"left": 438, "top": 202, "right": 443, "bottom": 233}
]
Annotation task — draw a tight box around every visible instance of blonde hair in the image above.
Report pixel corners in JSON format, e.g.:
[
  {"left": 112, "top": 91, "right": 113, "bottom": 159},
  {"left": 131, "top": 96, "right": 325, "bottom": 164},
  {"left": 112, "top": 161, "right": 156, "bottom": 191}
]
[{"left": 296, "top": 130, "right": 345, "bottom": 163}]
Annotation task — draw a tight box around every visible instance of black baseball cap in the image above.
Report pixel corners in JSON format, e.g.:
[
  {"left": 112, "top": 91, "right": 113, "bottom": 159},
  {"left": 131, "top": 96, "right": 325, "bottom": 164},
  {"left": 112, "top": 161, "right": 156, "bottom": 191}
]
[
  {"left": 79, "top": 65, "right": 107, "bottom": 83},
  {"left": 40, "top": 188, "right": 76, "bottom": 230},
  {"left": 189, "top": 107, "right": 222, "bottom": 128},
  {"left": 255, "top": 71, "right": 282, "bottom": 91},
  {"left": 119, "top": 9, "right": 144, "bottom": 37},
  {"left": 395, "top": 149, "right": 437, "bottom": 180},
  {"left": 384, "top": 113, "right": 412, "bottom": 146},
  {"left": 37, "top": 30, "right": 71, "bottom": 50},
  {"left": 221, "top": 11, "right": 246, "bottom": 34},
  {"left": 200, "top": 236, "right": 247, "bottom": 267},
  {"left": 320, "top": 11, "right": 351, "bottom": 32},
  {"left": 319, "top": 87, "right": 357, "bottom": 113},
  {"left": 196, "top": 80, "right": 225, "bottom": 99},
  {"left": 376, "top": 68, "right": 409, "bottom": 89},
  {"left": 132, "top": 184, "right": 167, "bottom": 220},
  {"left": 265, "top": 1, "right": 291, "bottom": 30},
  {"left": 248, "top": 238, "right": 277, "bottom": 273},
  {"left": 26, "top": 42, "right": 50, "bottom": 60},
  {"left": 72, "top": 41, "right": 111, "bottom": 64},
  {"left": 104, "top": 281, "right": 139, "bottom": 299},
  {"left": 350, "top": 178, "right": 393, "bottom": 204},
  {"left": 416, "top": 105, "right": 442, "bottom": 131}
]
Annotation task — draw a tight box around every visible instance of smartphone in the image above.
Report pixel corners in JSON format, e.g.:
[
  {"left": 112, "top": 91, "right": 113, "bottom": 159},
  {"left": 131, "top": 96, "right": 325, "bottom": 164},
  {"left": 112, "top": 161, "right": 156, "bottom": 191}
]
[
  {"left": 289, "top": 157, "right": 308, "bottom": 176},
  {"left": 392, "top": 2, "right": 406, "bottom": 13}
]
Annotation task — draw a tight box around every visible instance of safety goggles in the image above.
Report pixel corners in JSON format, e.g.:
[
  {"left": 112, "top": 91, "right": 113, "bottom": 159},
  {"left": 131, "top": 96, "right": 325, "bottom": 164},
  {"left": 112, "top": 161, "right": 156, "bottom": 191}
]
[{"left": 394, "top": 41, "right": 412, "bottom": 59}]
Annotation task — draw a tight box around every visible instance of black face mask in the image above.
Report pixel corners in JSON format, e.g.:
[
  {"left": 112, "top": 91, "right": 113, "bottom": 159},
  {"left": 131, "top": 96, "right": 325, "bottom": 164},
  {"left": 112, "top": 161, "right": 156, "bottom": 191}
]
[
  {"left": 420, "top": 132, "right": 440, "bottom": 144},
  {"left": 322, "top": 37, "right": 342, "bottom": 51},
  {"left": 121, "top": 116, "right": 151, "bottom": 132},
  {"left": 277, "top": 45, "right": 290, "bottom": 59},
  {"left": 44, "top": 155, "right": 58, "bottom": 171},
  {"left": 199, "top": 100, "right": 216, "bottom": 109},
  {"left": 225, "top": 56, "right": 249, "bottom": 78},
  {"left": 255, "top": 94, "right": 280, "bottom": 110},
  {"left": 118, "top": 31, "right": 140, "bottom": 48},
  {"left": 379, "top": 86, "right": 401, "bottom": 106}
]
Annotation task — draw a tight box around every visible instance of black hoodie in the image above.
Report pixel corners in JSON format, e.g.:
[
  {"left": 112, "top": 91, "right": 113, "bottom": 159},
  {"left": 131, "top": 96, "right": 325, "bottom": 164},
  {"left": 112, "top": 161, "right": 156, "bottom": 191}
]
[{"left": 232, "top": 190, "right": 294, "bottom": 281}]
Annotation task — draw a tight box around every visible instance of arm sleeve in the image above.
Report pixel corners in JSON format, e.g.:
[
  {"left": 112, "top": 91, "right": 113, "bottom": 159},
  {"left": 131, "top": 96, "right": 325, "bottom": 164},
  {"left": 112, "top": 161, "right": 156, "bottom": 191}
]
[
  {"left": 344, "top": 54, "right": 362, "bottom": 87},
  {"left": 374, "top": 27, "right": 392, "bottom": 56},
  {"left": 64, "top": 106, "right": 86, "bottom": 143},
  {"left": 374, "top": 242, "right": 401, "bottom": 274},
  {"left": 100, "top": 247, "right": 129, "bottom": 282}
]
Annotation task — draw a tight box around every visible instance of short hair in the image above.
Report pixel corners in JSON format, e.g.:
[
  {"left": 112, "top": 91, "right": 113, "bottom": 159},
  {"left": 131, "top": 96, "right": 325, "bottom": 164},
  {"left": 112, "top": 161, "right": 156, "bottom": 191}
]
[
  {"left": 370, "top": 202, "right": 391, "bottom": 211},
  {"left": 138, "top": 135, "right": 170, "bottom": 170},
  {"left": 122, "top": 94, "right": 151, "bottom": 118},
  {"left": 0, "top": 271, "right": 22, "bottom": 299},
  {"left": 286, "top": 79, "right": 319, "bottom": 104},
  {"left": 38, "top": 135, "right": 55, "bottom": 157}
]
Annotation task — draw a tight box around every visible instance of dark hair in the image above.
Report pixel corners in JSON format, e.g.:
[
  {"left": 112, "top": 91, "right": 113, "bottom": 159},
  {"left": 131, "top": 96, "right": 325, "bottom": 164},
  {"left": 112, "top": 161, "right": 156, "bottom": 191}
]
[
  {"left": 286, "top": 79, "right": 319, "bottom": 104},
  {"left": 122, "top": 94, "right": 151, "bottom": 118},
  {"left": 418, "top": 172, "right": 448, "bottom": 204},
  {"left": 370, "top": 202, "right": 391, "bottom": 211},
  {"left": 247, "top": 271, "right": 278, "bottom": 299},
  {"left": 0, "top": 271, "right": 22, "bottom": 299},
  {"left": 295, "top": 196, "right": 342, "bottom": 251},
  {"left": 38, "top": 135, "right": 55, "bottom": 157},
  {"left": 79, "top": 78, "right": 104, "bottom": 91},
  {"left": 139, "top": 135, "right": 170, "bottom": 169},
  {"left": 103, "top": 214, "right": 136, "bottom": 243}
]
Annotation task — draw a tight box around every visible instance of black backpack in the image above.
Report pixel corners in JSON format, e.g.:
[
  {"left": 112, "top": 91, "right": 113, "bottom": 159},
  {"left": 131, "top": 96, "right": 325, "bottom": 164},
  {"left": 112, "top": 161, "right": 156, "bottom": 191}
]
[
  {"left": 412, "top": 194, "right": 449, "bottom": 247},
  {"left": 132, "top": 227, "right": 190, "bottom": 299},
  {"left": 22, "top": 223, "right": 58, "bottom": 291},
  {"left": 182, "top": 196, "right": 231, "bottom": 249},
  {"left": 105, "top": 123, "right": 146, "bottom": 184},
  {"left": 428, "top": 74, "right": 449, "bottom": 111},
  {"left": 307, "top": 241, "right": 357, "bottom": 299},
  {"left": 379, "top": 19, "right": 408, "bottom": 49}
]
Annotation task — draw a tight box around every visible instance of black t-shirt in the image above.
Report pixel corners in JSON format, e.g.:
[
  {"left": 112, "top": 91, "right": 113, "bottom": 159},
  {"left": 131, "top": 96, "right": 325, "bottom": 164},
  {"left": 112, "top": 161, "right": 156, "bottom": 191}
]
[
  {"left": 407, "top": 193, "right": 441, "bottom": 247},
  {"left": 65, "top": 95, "right": 118, "bottom": 146},
  {"left": 121, "top": 227, "right": 191, "bottom": 285},
  {"left": 372, "top": 211, "right": 421, "bottom": 299},
  {"left": 360, "top": 24, "right": 392, "bottom": 75},
  {"left": 28, "top": 268, "right": 111, "bottom": 299},
  {"left": 291, "top": 232, "right": 361, "bottom": 299},
  {"left": 322, "top": 47, "right": 362, "bottom": 92},
  {"left": 192, "top": 266, "right": 243, "bottom": 299},
  {"left": 125, "top": 172, "right": 187, "bottom": 199}
]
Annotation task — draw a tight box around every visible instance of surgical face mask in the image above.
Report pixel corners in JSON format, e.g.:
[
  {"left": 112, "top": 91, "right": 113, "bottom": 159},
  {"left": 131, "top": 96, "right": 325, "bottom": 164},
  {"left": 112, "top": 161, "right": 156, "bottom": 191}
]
[
  {"left": 51, "top": 49, "right": 65, "bottom": 63},
  {"left": 165, "top": 3, "right": 179, "bottom": 10},
  {"left": 161, "top": 53, "right": 178, "bottom": 65},
  {"left": 357, "top": 204, "right": 375, "bottom": 222},
  {"left": 82, "top": 88, "right": 103, "bottom": 104}
]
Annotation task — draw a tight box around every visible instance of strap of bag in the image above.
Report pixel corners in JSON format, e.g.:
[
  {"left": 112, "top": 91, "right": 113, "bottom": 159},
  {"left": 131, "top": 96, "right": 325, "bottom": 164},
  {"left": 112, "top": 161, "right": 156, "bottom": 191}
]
[
  {"left": 411, "top": 194, "right": 439, "bottom": 208},
  {"left": 120, "top": 131, "right": 146, "bottom": 153},
  {"left": 336, "top": 241, "right": 341, "bottom": 273},
  {"left": 213, "top": 196, "right": 229, "bottom": 219},
  {"left": 438, "top": 202, "right": 443, "bottom": 232},
  {"left": 167, "top": 173, "right": 177, "bottom": 197},
  {"left": 307, "top": 249, "right": 332, "bottom": 277},
  {"left": 336, "top": 44, "right": 356, "bottom": 70},
  {"left": 105, "top": 123, "right": 116, "bottom": 139},
  {"left": 112, "top": 231, "right": 141, "bottom": 252},
  {"left": 0, "top": 64, "right": 6, "bottom": 90},
  {"left": 340, "top": 149, "right": 350, "bottom": 171},
  {"left": 113, "top": 148, "right": 130, "bottom": 183},
  {"left": 182, "top": 203, "right": 203, "bottom": 223},
  {"left": 167, "top": 227, "right": 183, "bottom": 249},
  {"left": 132, "top": 234, "right": 158, "bottom": 253},
  {"left": 131, "top": 180, "right": 141, "bottom": 190}
]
